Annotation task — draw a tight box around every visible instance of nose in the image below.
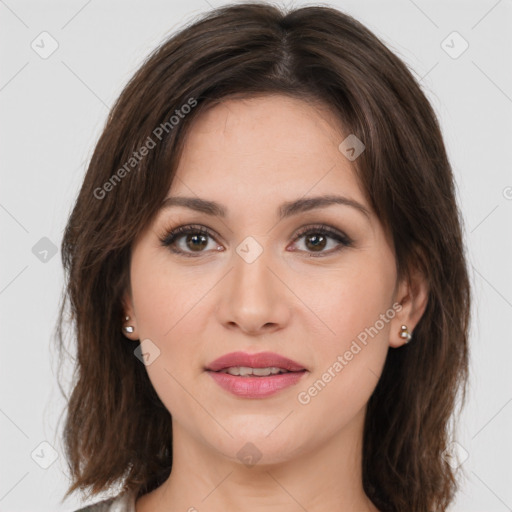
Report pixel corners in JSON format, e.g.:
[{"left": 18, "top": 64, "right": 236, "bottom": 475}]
[{"left": 215, "top": 244, "right": 291, "bottom": 336}]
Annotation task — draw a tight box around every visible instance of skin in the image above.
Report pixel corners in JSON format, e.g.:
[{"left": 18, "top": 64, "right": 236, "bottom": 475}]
[{"left": 123, "top": 94, "right": 428, "bottom": 512}]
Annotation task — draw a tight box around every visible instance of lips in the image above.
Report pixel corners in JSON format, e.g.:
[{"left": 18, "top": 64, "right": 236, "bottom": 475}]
[
  {"left": 205, "top": 351, "right": 308, "bottom": 398},
  {"left": 205, "top": 351, "right": 306, "bottom": 373}
]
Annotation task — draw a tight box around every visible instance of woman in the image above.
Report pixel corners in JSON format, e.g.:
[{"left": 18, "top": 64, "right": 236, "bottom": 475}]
[{"left": 57, "top": 3, "right": 471, "bottom": 511}]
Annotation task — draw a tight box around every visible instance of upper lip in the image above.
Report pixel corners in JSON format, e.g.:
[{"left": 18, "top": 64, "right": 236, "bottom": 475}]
[{"left": 205, "top": 351, "right": 307, "bottom": 372}]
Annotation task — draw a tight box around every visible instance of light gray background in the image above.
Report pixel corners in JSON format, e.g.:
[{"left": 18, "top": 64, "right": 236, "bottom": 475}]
[{"left": 1, "top": 0, "right": 511, "bottom": 511}]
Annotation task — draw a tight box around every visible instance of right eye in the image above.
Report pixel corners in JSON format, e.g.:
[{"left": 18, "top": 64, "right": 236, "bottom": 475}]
[{"left": 159, "top": 224, "right": 224, "bottom": 257}]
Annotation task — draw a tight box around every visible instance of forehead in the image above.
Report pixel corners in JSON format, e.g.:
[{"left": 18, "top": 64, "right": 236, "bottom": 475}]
[
  {"left": 168, "top": 94, "right": 368, "bottom": 216},
  {"left": 179, "top": 94, "right": 347, "bottom": 160}
]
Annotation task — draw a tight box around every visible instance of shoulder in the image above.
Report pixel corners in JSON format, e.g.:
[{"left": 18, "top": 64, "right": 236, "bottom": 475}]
[
  {"left": 72, "top": 496, "right": 116, "bottom": 512},
  {"left": 72, "top": 490, "right": 136, "bottom": 512}
]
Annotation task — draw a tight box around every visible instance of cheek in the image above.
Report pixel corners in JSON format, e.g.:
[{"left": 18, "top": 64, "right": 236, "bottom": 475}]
[
  {"left": 293, "top": 262, "right": 393, "bottom": 431},
  {"left": 131, "top": 270, "right": 170, "bottom": 340},
  {"left": 291, "top": 252, "right": 395, "bottom": 345},
  {"left": 291, "top": 251, "right": 395, "bottom": 414},
  {"left": 129, "top": 246, "right": 211, "bottom": 388},
  {"left": 337, "top": 271, "right": 394, "bottom": 343},
  {"left": 130, "top": 244, "right": 203, "bottom": 340}
]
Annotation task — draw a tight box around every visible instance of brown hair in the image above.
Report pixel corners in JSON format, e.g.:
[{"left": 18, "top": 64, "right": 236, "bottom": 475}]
[{"left": 56, "top": 3, "right": 471, "bottom": 511}]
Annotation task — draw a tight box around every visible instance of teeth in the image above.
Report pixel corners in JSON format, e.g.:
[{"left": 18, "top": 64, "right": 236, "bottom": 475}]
[{"left": 220, "top": 366, "right": 289, "bottom": 377}]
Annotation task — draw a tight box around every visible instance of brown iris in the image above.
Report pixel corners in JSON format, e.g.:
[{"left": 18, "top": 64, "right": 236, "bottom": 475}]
[
  {"left": 186, "top": 233, "right": 208, "bottom": 251},
  {"left": 305, "top": 233, "right": 327, "bottom": 252}
]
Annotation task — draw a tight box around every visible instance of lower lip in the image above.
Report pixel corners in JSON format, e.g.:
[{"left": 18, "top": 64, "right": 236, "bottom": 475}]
[{"left": 207, "top": 370, "right": 307, "bottom": 398}]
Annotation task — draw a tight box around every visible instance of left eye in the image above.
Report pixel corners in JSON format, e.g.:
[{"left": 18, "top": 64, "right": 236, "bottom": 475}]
[
  {"left": 159, "top": 224, "right": 352, "bottom": 257},
  {"left": 290, "top": 225, "right": 353, "bottom": 256}
]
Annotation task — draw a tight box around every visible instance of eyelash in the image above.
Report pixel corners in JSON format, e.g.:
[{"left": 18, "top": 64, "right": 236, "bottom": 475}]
[{"left": 158, "top": 223, "right": 353, "bottom": 258}]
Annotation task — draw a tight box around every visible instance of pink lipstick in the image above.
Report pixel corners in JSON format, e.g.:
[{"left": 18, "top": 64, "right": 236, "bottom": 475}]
[{"left": 205, "top": 351, "right": 307, "bottom": 398}]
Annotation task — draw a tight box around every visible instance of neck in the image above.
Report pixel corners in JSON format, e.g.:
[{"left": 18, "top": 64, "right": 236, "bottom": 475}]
[{"left": 136, "top": 405, "right": 379, "bottom": 512}]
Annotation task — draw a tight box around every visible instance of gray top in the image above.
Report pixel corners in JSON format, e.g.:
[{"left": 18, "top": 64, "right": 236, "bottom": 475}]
[{"left": 73, "top": 490, "right": 136, "bottom": 512}]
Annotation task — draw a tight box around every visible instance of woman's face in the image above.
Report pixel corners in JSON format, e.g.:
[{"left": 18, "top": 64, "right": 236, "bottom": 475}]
[{"left": 124, "top": 94, "right": 413, "bottom": 466}]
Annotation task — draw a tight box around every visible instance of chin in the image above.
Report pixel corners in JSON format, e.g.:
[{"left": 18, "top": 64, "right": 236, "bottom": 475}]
[{"left": 205, "top": 425, "right": 308, "bottom": 466}]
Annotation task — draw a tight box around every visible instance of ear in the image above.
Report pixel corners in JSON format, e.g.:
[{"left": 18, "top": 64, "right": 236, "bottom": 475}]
[
  {"left": 389, "top": 263, "right": 429, "bottom": 348},
  {"left": 121, "top": 287, "right": 138, "bottom": 340}
]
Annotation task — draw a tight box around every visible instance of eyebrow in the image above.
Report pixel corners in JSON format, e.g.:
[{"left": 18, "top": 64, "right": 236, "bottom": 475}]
[{"left": 159, "top": 194, "right": 371, "bottom": 221}]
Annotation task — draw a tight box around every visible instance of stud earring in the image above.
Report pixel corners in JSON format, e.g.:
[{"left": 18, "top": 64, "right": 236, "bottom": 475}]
[
  {"left": 123, "top": 315, "right": 134, "bottom": 334},
  {"left": 399, "top": 324, "right": 412, "bottom": 343}
]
